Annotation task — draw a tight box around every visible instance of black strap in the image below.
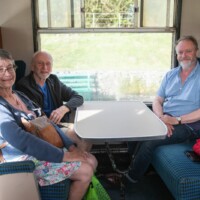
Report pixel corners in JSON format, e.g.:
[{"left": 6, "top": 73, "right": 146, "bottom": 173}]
[
  {"left": 0, "top": 150, "right": 5, "bottom": 163},
  {"left": 0, "top": 142, "right": 8, "bottom": 163}
]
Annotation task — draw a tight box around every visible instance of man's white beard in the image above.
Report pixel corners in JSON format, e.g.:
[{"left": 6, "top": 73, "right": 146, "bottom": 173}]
[{"left": 179, "top": 60, "right": 193, "bottom": 70}]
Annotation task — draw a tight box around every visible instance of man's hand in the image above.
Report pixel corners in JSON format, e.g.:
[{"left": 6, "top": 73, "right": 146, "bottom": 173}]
[
  {"left": 166, "top": 123, "right": 174, "bottom": 137},
  {"left": 49, "top": 105, "right": 70, "bottom": 124},
  {"left": 160, "top": 115, "right": 178, "bottom": 125},
  {"left": 159, "top": 115, "right": 177, "bottom": 137}
]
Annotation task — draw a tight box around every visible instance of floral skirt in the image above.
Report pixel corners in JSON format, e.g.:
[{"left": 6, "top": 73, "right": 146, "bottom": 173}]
[
  {"left": 16, "top": 152, "right": 81, "bottom": 186},
  {"left": 30, "top": 157, "right": 81, "bottom": 186}
]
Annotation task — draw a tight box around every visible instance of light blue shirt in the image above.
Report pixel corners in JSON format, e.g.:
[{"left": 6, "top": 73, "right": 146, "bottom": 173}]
[{"left": 157, "top": 61, "right": 200, "bottom": 117}]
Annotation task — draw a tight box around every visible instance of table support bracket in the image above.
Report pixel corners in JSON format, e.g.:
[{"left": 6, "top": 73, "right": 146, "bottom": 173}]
[{"left": 105, "top": 142, "right": 128, "bottom": 175}]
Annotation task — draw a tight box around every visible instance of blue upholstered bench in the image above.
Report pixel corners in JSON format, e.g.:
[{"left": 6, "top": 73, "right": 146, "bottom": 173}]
[
  {"left": 56, "top": 73, "right": 98, "bottom": 100},
  {"left": 152, "top": 142, "right": 200, "bottom": 200}
]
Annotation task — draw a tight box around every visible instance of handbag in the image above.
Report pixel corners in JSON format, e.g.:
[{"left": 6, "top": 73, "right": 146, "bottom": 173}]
[
  {"left": 0, "top": 96, "right": 64, "bottom": 148},
  {"left": 21, "top": 116, "right": 64, "bottom": 148},
  {"left": 193, "top": 139, "right": 200, "bottom": 156},
  {"left": 84, "top": 175, "right": 111, "bottom": 200}
]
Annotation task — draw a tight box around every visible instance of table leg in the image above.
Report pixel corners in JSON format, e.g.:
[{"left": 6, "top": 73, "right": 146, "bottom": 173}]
[
  {"left": 105, "top": 142, "right": 128, "bottom": 174},
  {"left": 130, "top": 142, "right": 141, "bottom": 161},
  {"left": 105, "top": 142, "right": 126, "bottom": 200}
]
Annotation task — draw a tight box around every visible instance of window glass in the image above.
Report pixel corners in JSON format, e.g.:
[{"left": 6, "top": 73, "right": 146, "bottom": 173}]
[
  {"left": 37, "top": 0, "right": 175, "bottom": 28},
  {"left": 74, "top": 0, "right": 82, "bottom": 27},
  {"left": 38, "top": 0, "right": 48, "bottom": 27},
  {"left": 143, "top": 0, "right": 172, "bottom": 27},
  {"left": 50, "top": 0, "right": 71, "bottom": 27},
  {"left": 85, "top": 0, "right": 135, "bottom": 28},
  {"left": 40, "top": 33, "right": 172, "bottom": 101},
  {"left": 169, "top": 0, "right": 175, "bottom": 26},
  {"left": 35, "top": 0, "right": 178, "bottom": 101}
]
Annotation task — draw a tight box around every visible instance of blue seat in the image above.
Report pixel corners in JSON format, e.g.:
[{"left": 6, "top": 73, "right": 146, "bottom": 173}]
[
  {"left": 15, "top": 60, "right": 26, "bottom": 84},
  {"left": 152, "top": 142, "right": 200, "bottom": 200},
  {"left": 57, "top": 73, "right": 98, "bottom": 100},
  {"left": 0, "top": 161, "right": 70, "bottom": 200},
  {"left": 13, "top": 60, "right": 26, "bottom": 90}
]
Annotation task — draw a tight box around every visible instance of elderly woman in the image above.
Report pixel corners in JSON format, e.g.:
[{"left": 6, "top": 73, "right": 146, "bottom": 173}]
[{"left": 0, "top": 49, "right": 97, "bottom": 200}]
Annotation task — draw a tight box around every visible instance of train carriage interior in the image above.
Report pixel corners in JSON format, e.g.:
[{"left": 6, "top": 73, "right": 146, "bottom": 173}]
[{"left": 0, "top": 0, "right": 200, "bottom": 199}]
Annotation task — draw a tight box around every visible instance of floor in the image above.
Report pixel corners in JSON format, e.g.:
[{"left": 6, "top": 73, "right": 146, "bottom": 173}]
[
  {"left": 93, "top": 144, "right": 174, "bottom": 200},
  {"left": 99, "top": 173, "right": 174, "bottom": 200}
]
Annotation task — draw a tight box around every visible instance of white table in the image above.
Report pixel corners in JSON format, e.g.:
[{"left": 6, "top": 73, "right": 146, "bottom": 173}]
[
  {"left": 74, "top": 101, "right": 167, "bottom": 143},
  {"left": 74, "top": 101, "right": 167, "bottom": 174}
]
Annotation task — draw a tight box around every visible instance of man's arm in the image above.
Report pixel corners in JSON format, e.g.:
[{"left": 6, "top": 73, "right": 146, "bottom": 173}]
[
  {"left": 61, "top": 87, "right": 84, "bottom": 110},
  {"left": 49, "top": 105, "right": 70, "bottom": 124},
  {"left": 48, "top": 75, "right": 84, "bottom": 123},
  {"left": 152, "top": 96, "right": 164, "bottom": 118},
  {"left": 153, "top": 95, "right": 200, "bottom": 137},
  {"left": 153, "top": 95, "right": 175, "bottom": 137},
  {"left": 153, "top": 95, "right": 200, "bottom": 124},
  {"left": 181, "top": 109, "right": 200, "bottom": 124}
]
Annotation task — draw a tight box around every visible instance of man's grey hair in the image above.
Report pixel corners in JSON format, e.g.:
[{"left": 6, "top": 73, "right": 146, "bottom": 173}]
[{"left": 176, "top": 35, "right": 199, "bottom": 50}]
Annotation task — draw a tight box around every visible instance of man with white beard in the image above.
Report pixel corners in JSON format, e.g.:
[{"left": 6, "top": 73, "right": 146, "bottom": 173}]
[{"left": 125, "top": 35, "right": 200, "bottom": 184}]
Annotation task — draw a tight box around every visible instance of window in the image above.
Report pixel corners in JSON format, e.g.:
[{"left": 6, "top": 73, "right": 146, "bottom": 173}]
[{"left": 33, "top": 0, "right": 181, "bottom": 101}]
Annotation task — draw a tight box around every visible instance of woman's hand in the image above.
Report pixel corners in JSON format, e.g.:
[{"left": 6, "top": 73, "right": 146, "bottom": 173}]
[{"left": 62, "top": 147, "right": 89, "bottom": 162}]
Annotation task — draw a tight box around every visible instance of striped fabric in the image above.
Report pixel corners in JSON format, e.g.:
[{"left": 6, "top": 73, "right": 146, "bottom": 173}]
[{"left": 152, "top": 142, "right": 200, "bottom": 200}]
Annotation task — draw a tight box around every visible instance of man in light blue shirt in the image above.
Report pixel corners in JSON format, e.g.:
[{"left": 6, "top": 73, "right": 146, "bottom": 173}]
[
  {"left": 158, "top": 58, "right": 200, "bottom": 117},
  {"left": 126, "top": 35, "right": 200, "bottom": 184}
]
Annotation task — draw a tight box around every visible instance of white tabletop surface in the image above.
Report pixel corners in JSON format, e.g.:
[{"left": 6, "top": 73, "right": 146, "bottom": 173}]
[{"left": 74, "top": 101, "right": 167, "bottom": 142}]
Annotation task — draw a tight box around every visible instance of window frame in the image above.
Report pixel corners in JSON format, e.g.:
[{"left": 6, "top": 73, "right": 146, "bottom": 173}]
[
  {"left": 32, "top": 0, "right": 182, "bottom": 67},
  {"left": 31, "top": 0, "right": 182, "bottom": 102}
]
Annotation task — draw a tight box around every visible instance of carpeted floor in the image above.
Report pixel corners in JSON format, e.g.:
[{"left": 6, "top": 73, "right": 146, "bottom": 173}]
[
  {"left": 99, "top": 173, "right": 174, "bottom": 200},
  {"left": 93, "top": 145, "right": 174, "bottom": 200}
]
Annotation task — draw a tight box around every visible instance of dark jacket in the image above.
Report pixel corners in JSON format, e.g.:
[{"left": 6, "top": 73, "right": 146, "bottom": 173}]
[{"left": 16, "top": 72, "right": 84, "bottom": 122}]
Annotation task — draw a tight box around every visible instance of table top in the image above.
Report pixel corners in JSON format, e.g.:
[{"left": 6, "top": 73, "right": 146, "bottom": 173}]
[{"left": 74, "top": 101, "right": 167, "bottom": 142}]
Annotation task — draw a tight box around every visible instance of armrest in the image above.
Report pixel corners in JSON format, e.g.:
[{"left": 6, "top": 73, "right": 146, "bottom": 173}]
[
  {"left": 0, "top": 161, "right": 40, "bottom": 200},
  {"left": 0, "top": 161, "right": 71, "bottom": 200}
]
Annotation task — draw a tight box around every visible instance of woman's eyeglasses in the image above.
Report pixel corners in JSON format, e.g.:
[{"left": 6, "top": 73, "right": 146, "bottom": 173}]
[{"left": 0, "top": 65, "right": 17, "bottom": 76}]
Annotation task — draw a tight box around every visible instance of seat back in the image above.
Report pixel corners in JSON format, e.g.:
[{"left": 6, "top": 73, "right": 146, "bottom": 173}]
[
  {"left": 15, "top": 60, "right": 26, "bottom": 84},
  {"left": 57, "top": 73, "right": 98, "bottom": 100}
]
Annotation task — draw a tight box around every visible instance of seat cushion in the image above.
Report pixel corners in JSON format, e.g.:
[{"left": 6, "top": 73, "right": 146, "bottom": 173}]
[
  {"left": 152, "top": 142, "right": 200, "bottom": 200},
  {"left": 39, "top": 179, "right": 70, "bottom": 200}
]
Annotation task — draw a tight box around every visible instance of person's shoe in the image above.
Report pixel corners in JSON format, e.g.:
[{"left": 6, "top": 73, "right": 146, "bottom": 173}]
[{"left": 103, "top": 173, "right": 122, "bottom": 189}]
